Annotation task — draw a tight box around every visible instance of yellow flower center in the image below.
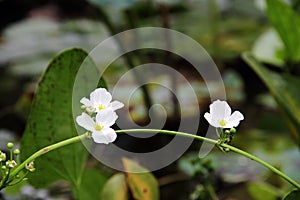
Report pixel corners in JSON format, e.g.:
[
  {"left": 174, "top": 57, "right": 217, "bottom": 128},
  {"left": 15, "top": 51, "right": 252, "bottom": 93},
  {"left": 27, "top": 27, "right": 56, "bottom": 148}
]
[
  {"left": 219, "top": 119, "right": 227, "bottom": 127},
  {"left": 98, "top": 104, "right": 105, "bottom": 110},
  {"left": 94, "top": 124, "right": 104, "bottom": 131}
]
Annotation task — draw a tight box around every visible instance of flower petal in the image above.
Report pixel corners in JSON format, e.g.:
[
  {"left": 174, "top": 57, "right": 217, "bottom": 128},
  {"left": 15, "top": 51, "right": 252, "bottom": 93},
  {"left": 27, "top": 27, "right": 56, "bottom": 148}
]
[
  {"left": 204, "top": 112, "right": 222, "bottom": 127},
  {"left": 210, "top": 100, "right": 232, "bottom": 120},
  {"left": 76, "top": 112, "right": 95, "bottom": 132},
  {"left": 226, "top": 111, "right": 244, "bottom": 128},
  {"left": 111, "top": 101, "right": 124, "bottom": 111},
  {"left": 92, "top": 127, "right": 117, "bottom": 144},
  {"left": 204, "top": 112, "right": 211, "bottom": 123},
  {"left": 80, "top": 97, "right": 92, "bottom": 107},
  {"left": 96, "top": 109, "right": 118, "bottom": 127},
  {"left": 90, "top": 88, "right": 112, "bottom": 106}
]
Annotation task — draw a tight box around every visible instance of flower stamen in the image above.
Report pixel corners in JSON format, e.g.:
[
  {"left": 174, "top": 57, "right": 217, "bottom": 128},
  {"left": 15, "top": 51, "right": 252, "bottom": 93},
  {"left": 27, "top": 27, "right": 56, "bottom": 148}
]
[
  {"left": 98, "top": 104, "right": 105, "bottom": 110},
  {"left": 219, "top": 119, "right": 227, "bottom": 127},
  {"left": 94, "top": 124, "right": 104, "bottom": 131}
]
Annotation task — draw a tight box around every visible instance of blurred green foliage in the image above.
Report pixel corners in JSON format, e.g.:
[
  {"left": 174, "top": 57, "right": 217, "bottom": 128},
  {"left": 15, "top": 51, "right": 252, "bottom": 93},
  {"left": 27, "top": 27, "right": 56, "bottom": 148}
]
[
  {"left": 266, "top": 0, "right": 300, "bottom": 63},
  {"left": 246, "top": 0, "right": 300, "bottom": 146},
  {"left": 243, "top": 53, "right": 300, "bottom": 145}
]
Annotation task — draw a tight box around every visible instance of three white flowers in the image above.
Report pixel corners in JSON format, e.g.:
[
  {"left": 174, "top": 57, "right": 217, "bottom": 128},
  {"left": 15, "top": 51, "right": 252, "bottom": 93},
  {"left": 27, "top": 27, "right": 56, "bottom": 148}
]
[
  {"left": 76, "top": 88, "right": 243, "bottom": 144},
  {"left": 76, "top": 88, "right": 124, "bottom": 144},
  {"left": 204, "top": 100, "right": 244, "bottom": 128}
]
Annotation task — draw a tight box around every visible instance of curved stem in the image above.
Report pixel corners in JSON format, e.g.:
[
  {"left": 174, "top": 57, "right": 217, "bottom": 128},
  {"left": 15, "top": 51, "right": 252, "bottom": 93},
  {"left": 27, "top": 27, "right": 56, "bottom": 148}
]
[
  {"left": 6, "top": 129, "right": 300, "bottom": 191},
  {"left": 9, "top": 133, "right": 90, "bottom": 180},
  {"left": 220, "top": 143, "right": 300, "bottom": 189},
  {"left": 116, "top": 129, "right": 300, "bottom": 189}
]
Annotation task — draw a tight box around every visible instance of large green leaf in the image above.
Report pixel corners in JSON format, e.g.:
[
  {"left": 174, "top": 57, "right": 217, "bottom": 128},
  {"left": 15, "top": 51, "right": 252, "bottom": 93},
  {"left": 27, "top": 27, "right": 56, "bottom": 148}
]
[
  {"left": 20, "top": 48, "right": 104, "bottom": 191},
  {"left": 242, "top": 53, "right": 300, "bottom": 144},
  {"left": 266, "top": 0, "right": 300, "bottom": 62},
  {"left": 123, "top": 158, "right": 159, "bottom": 200}
]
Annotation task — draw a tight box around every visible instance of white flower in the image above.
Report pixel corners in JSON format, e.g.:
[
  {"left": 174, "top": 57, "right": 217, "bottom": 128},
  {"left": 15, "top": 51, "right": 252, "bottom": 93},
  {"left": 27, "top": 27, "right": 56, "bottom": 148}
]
[
  {"left": 6, "top": 160, "right": 17, "bottom": 168},
  {"left": 76, "top": 110, "right": 118, "bottom": 144},
  {"left": 80, "top": 88, "right": 124, "bottom": 113},
  {"left": 204, "top": 100, "right": 244, "bottom": 128},
  {"left": 0, "top": 151, "right": 6, "bottom": 161},
  {"left": 26, "top": 161, "right": 35, "bottom": 172}
]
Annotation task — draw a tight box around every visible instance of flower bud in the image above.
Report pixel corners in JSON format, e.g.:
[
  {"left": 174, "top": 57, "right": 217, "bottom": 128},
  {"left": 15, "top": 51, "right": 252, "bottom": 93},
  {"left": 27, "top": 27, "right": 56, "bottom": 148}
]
[
  {"left": 7, "top": 142, "right": 14, "bottom": 149},
  {"left": 13, "top": 149, "right": 20, "bottom": 155},
  {"left": 225, "top": 130, "right": 230, "bottom": 134},
  {"left": 230, "top": 128, "right": 236, "bottom": 134}
]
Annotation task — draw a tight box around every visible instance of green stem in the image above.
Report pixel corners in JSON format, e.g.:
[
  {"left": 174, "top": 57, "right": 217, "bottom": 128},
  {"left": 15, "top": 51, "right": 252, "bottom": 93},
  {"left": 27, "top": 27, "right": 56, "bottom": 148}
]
[
  {"left": 221, "top": 143, "right": 300, "bottom": 189},
  {"left": 9, "top": 133, "right": 90, "bottom": 180},
  {"left": 116, "top": 129, "right": 300, "bottom": 189},
  {"left": 9, "top": 149, "right": 13, "bottom": 161},
  {"left": 206, "top": 182, "right": 219, "bottom": 200},
  {"left": 5, "top": 129, "right": 300, "bottom": 190}
]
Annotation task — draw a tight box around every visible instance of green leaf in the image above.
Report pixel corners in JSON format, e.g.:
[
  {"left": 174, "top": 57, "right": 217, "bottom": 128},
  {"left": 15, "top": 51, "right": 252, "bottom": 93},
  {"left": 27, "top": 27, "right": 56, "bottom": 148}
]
[
  {"left": 242, "top": 53, "right": 300, "bottom": 144},
  {"left": 77, "top": 169, "right": 108, "bottom": 200},
  {"left": 247, "top": 182, "right": 280, "bottom": 200},
  {"left": 266, "top": 0, "right": 300, "bottom": 62},
  {"left": 283, "top": 190, "right": 300, "bottom": 200},
  {"left": 101, "top": 173, "right": 128, "bottom": 200},
  {"left": 123, "top": 158, "right": 159, "bottom": 200},
  {"left": 20, "top": 48, "right": 105, "bottom": 191}
]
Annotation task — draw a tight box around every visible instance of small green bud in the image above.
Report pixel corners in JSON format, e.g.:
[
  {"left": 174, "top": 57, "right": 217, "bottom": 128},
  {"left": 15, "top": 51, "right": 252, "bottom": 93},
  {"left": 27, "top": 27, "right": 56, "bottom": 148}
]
[
  {"left": 7, "top": 142, "right": 14, "bottom": 149},
  {"left": 13, "top": 149, "right": 20, "bottom": 155},
  {"left": 225, "top": 130, "right": 230, "bottom": 134},
  {"left": 1, "top": 165, "right": 6, "bottom": 170},
  {"left": 230, "top": 128, "right": 236, "bottom": 134}
]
